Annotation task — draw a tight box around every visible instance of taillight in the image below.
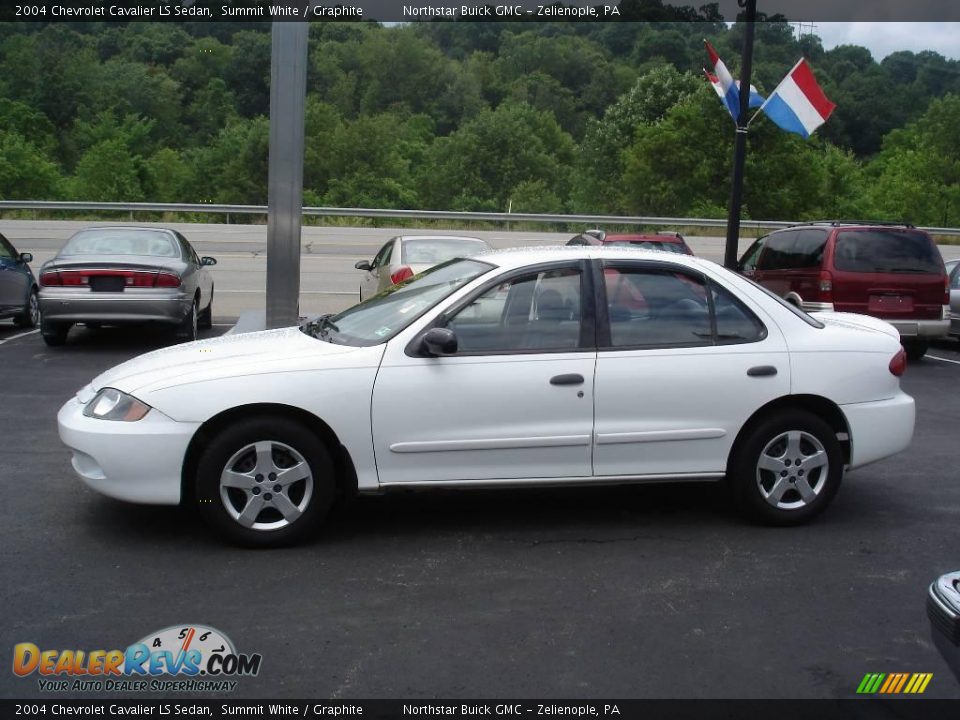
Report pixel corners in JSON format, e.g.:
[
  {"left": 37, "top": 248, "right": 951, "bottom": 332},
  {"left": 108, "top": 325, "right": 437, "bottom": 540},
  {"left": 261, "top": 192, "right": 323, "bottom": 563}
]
[
  {"left": 38, "top": 269, "right": 181, "bottom": 288},
  {"left": 390, "top": 266, "right": 414, "bottom": 284},
  {"left": 155, "top": 272, "right": 181, "bottom": 288},
  {"left": 945, "top": 275, "right": 951, "bottom": 305},
  {"left": 889, "top": 347, "right": 907, "bottom": 377},
  {"left": 817, "top": 270, "right": 833, "bottom": 301}
]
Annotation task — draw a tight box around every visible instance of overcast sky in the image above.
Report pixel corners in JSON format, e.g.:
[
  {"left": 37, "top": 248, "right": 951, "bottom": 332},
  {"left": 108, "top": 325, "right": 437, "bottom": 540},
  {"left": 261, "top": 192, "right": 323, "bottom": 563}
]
[{"left": 812, "top": 22, "right": 960, "bottom": 60}]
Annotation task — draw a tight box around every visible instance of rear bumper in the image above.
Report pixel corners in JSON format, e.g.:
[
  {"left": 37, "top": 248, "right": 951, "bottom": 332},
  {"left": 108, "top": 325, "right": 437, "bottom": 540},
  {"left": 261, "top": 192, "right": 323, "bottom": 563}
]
[
  {"left": 841, "top": 392, "right": 915, "bottom": 470},
  {"left": 39, "top": 290, "right": 190, "bottom": 324},
  {"left": 887, "top": 318, "right": 949, "bottom": 339},
  {"left": 950, "top": 312, "right": 960, "bottom": 337}
]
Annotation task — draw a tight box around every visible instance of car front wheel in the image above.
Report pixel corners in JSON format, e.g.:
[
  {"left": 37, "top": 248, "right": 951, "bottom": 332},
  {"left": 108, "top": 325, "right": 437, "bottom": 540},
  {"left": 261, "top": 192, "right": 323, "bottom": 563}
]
[
  {"left": 195, "top": 417, "right": 336, "bottom": 547},
  {"left": 729, "top": 410, "right": 843, "bottom": 526}
]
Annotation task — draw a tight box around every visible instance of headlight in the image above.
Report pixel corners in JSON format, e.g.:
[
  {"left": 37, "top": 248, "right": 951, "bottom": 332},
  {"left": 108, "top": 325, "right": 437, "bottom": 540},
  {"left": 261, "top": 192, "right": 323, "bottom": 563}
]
[{"left": 82, "top": 388, "right": 151, "bottom": 421}]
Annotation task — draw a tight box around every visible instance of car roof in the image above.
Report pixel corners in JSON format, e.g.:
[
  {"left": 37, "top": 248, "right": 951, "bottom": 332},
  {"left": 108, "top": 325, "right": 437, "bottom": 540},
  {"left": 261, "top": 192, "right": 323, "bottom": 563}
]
[
  {"left": 475, "top": 245, "right": 714, "bottom": 272},
  {"left": 69, "top": 226, "right": 178, "bottom": 236}
]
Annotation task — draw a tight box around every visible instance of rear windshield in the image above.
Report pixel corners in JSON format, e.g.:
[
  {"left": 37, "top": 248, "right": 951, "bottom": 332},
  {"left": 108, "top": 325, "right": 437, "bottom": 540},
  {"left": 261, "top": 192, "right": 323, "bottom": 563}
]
[
  {"left": 61, "top": 230, "right": 180, "bottom": 258},
  {"left": 832, "top": 230, "right": 942, "bottom": 274},
  {"left": 403, "top": 238, "right": 488, "bottom": 264}
]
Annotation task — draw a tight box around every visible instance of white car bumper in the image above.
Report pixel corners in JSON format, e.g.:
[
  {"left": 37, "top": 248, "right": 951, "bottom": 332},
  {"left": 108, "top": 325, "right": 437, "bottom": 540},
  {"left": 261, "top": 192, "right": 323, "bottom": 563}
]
[
  {"left": 841, "top": 392, "right": 915, "bottom": 470},
  {"left": 57, "top": 396, "right": 199, "bottom": 505}
]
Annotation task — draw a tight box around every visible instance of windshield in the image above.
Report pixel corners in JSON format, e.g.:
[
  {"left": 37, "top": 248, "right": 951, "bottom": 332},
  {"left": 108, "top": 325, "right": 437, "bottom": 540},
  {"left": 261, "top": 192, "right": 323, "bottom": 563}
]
[
  {"left": 61, "top": 230, "right": 180, "bottom": 258},
  {"left": 302, "top": 258, "right": 493, "bottom": 346}
]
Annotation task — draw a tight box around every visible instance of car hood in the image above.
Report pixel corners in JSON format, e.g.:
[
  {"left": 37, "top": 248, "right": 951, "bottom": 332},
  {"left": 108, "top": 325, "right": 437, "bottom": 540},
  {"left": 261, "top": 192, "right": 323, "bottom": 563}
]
[
  {"left": 813, "top": 311, "right": 901, "bottom": 340},
  {"left": 80, "top": 327, "right": 371, "bottom": 399}
]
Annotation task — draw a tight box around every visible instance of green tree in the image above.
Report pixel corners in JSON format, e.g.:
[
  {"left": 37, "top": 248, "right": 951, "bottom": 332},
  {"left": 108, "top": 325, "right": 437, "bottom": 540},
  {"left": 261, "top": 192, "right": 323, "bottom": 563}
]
[
  {"left": 0, "top": 131, "right": 63, "bottom": 199},
  {"left": 70, "top": 139, "right": 144, "bottom": 202}
]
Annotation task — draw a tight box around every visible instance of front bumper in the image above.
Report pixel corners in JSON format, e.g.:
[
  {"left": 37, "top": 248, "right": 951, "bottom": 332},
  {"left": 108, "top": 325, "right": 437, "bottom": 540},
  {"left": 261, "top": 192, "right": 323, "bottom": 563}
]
[
  {"left": 39, "top": 289, "right": 190, "bottom": 325},
  {"left": 841, "top": 392, "right": 915, "bottom": 470},
  {"left": 57, "top": 396, "right": 199, "bottom": 504}
]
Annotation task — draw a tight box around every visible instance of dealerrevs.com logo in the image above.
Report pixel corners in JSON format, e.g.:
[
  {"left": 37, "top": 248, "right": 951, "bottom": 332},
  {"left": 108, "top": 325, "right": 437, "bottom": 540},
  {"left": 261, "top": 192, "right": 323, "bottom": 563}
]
[{"left": 12, "top": 625, "right": 262, "bottom": 693}]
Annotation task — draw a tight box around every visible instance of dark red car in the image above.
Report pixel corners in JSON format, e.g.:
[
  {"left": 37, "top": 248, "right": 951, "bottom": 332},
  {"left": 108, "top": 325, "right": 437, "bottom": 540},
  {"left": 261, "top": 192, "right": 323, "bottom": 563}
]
[
  {"left": 738, "top": 221, "right": 949, "bottom": 360},
  {"left": 567, "top": 230, "right": 694, "bottom": 255}
]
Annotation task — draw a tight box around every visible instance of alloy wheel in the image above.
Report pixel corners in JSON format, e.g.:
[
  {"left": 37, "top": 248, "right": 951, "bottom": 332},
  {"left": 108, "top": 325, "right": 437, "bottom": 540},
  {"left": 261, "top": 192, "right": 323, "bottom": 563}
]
[{"left": 755, "top": 430, "right": 829, "bottom": 510}]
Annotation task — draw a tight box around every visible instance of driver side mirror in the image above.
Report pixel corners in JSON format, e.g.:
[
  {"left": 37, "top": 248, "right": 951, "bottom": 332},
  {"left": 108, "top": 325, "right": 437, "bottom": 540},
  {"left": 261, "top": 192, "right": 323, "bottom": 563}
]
[
  {"left": 19, "top": 252, "right": 33, "bottom": 263},
  {"left": 201, "top": 256, "right": 217, "bottom": 266},
  {"left": 421, "top": 327, "right": 458, "bottom": 357},
  {"left": 354, "top": 260, "right": 372, "bottom": 271}
]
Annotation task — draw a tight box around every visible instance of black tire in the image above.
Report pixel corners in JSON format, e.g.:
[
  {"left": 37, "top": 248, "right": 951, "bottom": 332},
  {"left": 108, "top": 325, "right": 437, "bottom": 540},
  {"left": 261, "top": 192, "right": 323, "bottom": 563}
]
[
  {"left": 729, "top": 410, "right": 843, "bottom": 526},
  {"left": 41, "top": 317, "right": 70, "bottom": 346},
  {"left": 903, "top": 340, "right": 928, "bottom": 362},
  {"left": 198, "top": 287, "right": 213, "bottom": 330},
  {"left": 13, "top": 288, "right": 39, "bottom": 329},
  {"left": 175, "top": 299, "right": 199, "bottom": 342},
  {"left": 195, "top": 417, "right": 336, "bottom": 547}
]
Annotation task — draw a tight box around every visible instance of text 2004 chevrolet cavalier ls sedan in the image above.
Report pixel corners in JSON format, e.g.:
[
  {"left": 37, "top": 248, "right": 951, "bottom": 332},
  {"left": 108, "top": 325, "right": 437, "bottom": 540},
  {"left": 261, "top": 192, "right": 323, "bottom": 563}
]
[{"left": 57, "top": 247, "right": 915, "bottom": 546}]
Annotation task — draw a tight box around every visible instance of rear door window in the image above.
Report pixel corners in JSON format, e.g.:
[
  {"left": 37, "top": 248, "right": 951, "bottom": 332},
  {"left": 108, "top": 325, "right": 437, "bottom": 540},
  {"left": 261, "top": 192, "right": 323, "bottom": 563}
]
[
  {"left": 832, "top": 230, "right": 942, "bottom": 274},
  {"left": 756, "top": 231, "right": 798, "bottom": 270}
]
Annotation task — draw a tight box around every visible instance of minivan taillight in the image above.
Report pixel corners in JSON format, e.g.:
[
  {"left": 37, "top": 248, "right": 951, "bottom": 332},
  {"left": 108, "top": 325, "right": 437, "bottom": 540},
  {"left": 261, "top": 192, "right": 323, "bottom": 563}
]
[
  {"left": 889, "top": 347, "right": 907, "bottom": 377},
  {"left": 817, "top": 270, "right": 833, "bottom": 301},
  {"left": 391, "top": 266, "right": 413, "bottom": 284},
  {"left": 945, "top": 275, "right": 951, "bottom": 305}
]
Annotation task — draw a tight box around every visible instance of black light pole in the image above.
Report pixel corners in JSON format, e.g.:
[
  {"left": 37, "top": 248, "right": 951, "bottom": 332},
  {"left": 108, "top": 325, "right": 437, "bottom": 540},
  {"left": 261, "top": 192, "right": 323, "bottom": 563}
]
[{"left": 723, "top": 0, "right": 757, "bottom": 269}]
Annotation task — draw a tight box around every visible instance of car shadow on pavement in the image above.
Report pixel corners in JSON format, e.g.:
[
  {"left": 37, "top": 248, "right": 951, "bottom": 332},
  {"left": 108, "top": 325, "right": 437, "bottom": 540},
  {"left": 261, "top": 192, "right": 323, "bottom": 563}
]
[{"left": 43, "top": 324, "right": 223, "bottom": 353}]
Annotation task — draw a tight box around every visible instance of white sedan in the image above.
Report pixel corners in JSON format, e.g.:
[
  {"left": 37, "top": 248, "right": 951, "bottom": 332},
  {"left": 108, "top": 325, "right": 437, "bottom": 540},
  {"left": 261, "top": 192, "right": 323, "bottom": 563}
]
[{"left": 58, "top": 247, "right": 915, "bottom": 547}]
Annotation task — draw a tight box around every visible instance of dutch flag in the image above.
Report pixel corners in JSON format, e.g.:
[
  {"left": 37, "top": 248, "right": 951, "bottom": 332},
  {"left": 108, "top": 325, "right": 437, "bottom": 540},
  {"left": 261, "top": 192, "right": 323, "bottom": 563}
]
[
  {"left": 704, "top": 41, "right": 764, "bottom": 122},
  {"left": 759, "top": 58, "right": 836, "bottom": 138}
]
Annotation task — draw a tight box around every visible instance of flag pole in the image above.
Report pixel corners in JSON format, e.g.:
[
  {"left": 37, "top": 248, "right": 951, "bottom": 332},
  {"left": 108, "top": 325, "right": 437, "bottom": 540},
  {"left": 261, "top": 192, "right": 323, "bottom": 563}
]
[{"left": 723, "top": 0, "right": 757, "bottom": 269}]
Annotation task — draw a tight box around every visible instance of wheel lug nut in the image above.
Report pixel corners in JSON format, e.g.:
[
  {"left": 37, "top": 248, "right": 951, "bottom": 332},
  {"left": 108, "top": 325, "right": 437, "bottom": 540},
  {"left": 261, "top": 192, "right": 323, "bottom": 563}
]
[
  {"left": 255, "top": 474, "right": 263, "bottom": 482},
  {"left": 264, "top": 493, "right": 272, "bottom": 501},
  {"left": 780, "top": 470, "right": 788, "bottom": 477},
  {"left": 798, "top": 470, "right": 804, "bottom": 476},
  {"left": 273, "top": 485, "right": 282, "bottom": 493},
  {"left": 784, "top": 459, "right": 791, "bottom": 466},
  {"left": 268, "top": 473, "right": 277, "bottom": 481},
  {"left": 252, "top": 487, "right": 261, "bottom": 495}
]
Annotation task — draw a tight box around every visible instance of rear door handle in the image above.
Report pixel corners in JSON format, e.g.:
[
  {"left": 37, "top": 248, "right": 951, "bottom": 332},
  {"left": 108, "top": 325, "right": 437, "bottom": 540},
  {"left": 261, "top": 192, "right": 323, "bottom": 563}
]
[
  {"left": 550, "top": 373, "right": 584, "bottom": 386},
  {"left": 747, "top": 366, "right": 778, "bottom": 377}
]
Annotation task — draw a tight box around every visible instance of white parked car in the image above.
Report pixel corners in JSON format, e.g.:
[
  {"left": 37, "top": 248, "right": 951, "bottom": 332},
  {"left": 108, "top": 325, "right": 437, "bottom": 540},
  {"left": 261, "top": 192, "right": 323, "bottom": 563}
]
[
  {"left": 354, "top": 234, "right": 490, "bottom": 301},
  {"left": 58, "top": 247, "right": 915, "bottom": 546}
]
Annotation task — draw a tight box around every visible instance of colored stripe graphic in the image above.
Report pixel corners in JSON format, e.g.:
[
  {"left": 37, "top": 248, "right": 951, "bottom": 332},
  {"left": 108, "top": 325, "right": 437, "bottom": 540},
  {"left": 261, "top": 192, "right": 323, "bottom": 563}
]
[{"left": 857, "top": 672, "right": 932, "bottom": 694}]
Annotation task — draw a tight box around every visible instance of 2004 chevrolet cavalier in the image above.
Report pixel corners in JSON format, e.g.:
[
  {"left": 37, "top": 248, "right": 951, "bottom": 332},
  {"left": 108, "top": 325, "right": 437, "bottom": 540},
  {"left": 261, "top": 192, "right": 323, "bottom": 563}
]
[{"left": 58, "top": 247, "right": 916, "bottom": 546}]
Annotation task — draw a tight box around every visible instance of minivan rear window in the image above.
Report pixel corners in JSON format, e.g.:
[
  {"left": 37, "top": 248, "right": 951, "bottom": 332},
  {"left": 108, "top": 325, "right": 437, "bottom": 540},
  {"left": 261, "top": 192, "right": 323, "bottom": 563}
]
[{"left": 832, "top": 230, "right": 942, "bottom": 274}]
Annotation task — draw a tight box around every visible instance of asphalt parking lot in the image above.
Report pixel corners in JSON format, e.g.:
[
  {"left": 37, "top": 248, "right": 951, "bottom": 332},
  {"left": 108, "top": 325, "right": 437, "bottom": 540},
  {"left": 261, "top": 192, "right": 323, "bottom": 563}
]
[{"left": 1, "top": 321, "right": 959, "bottom": 700}]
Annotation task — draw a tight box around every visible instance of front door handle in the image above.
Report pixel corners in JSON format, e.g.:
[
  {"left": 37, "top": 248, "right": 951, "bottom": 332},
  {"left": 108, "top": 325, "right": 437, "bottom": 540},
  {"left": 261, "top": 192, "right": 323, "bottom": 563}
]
[
  {"left": 550, "top": 373, "right": 584, "bottom": 386},
  {"left": 747, "top": 366, "right": 778, "bottom": 377}
]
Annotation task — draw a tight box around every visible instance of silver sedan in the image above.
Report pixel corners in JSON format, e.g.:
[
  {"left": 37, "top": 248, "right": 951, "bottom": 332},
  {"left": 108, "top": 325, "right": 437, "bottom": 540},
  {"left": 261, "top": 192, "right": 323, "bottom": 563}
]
[
  {"left": 354, "top": 235, "right": 490, "bottom": 301},
  {"left": 38, "top": 226, "right": 216, "bottom": 346}
]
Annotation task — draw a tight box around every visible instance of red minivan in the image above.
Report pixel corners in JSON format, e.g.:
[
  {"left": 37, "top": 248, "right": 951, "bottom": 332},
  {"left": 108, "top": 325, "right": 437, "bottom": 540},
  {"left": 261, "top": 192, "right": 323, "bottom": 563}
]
[{"left": 738, "top": 222, "right": 950, "bottom": 359}]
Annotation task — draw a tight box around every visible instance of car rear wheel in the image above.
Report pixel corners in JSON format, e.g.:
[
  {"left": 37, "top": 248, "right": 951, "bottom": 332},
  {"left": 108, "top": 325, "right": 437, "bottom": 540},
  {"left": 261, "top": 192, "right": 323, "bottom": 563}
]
[
  {"left": 175, "top": 299, "right": 198, "bottom": 342},
  {"left": 13, "top": 288, "right": 39, "bottom": 328},
  {"left": 198, "top": 287, "right": 213, "bottom": 330},
  {"left": 195, "top": 417, "right": 336, "bottom": 547},
  {"left": 41, "top": 317, "right": 70, "bottom": 346},
  {"left": 903, "top": 340, "right": 928, "bottom": 361},
  {"left": 729, "top": 410, "right": 843, "bottom": 526}
]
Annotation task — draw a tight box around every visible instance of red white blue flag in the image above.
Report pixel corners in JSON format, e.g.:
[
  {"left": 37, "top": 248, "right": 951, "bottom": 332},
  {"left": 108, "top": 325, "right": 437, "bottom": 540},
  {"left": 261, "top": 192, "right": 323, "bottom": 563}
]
[
  {"left": 759, "top": 58, "right": 836, "bottom": 138},
  {"left": 704, "top": 41, "right": 764, "bottom": 122}
]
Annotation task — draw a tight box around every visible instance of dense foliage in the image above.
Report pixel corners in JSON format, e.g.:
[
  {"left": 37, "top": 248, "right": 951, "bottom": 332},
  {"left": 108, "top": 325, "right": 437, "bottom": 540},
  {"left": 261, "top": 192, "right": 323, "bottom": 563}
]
[{"left": 1, "top": 19, "right": 959, "bottom": 225}]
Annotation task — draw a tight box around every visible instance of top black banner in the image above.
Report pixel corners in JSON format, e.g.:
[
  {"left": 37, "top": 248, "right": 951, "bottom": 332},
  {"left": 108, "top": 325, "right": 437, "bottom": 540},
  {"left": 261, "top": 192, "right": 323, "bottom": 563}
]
[{"left": 2, "top": 0, "right": 959, "bottom": 23}]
